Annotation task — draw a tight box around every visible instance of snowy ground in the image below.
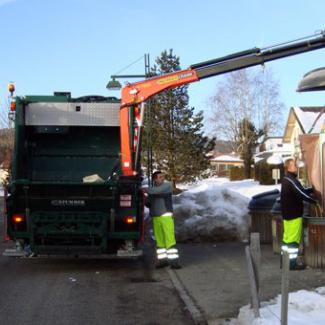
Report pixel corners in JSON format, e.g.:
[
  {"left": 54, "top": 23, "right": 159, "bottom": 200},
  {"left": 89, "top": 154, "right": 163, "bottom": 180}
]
[
  {"left": 235, "top": 287, "right": 325, "bottom": 325},
  {"left": 174, "top": 177, "right": 280, "bottom": 242}
]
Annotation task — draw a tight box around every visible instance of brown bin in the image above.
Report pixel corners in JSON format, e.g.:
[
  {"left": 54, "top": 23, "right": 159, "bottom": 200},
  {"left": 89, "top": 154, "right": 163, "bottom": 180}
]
[
  {"left": 249, "top": 190, "right": 280, "bottom": 244},
  {"left": 270, "top": 197, "right": 283, "bottom": 254},
  {"left": 250, "top": 211, "right": 273, "bottom": 244},
  {"left": 304, "top": 217, "right": 325, "bottom": 269},
  {"left": 271, "top": 214, "right": 283, "bottom": 254}
]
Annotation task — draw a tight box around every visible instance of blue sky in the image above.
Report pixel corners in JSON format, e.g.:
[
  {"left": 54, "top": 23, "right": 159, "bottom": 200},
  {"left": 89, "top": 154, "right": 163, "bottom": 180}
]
[{"left": 1, "top": 0, "right": 325, "bottom": 134}]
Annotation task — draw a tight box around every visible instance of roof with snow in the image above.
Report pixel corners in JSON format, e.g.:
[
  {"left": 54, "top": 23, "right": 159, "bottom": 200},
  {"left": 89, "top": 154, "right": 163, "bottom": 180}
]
[
  {"left": 264, "top": 136, "right": 283, "bottom": 140},
  {"left": 284, "top": 106, "right": 325, "bottom": 142},
  {"left": 210, "top": 154, "right": 243, "bottom": 163}
]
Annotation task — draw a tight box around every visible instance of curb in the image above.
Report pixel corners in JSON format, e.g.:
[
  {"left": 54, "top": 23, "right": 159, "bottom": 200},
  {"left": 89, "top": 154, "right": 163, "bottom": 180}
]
[{"left": 166, "top": 268, "right": 207, "bottom": 325}]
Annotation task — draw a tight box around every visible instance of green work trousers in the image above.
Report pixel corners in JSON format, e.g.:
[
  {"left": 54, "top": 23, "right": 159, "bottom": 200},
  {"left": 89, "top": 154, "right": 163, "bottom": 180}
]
[
  {"left": 152, "top": 216, "right": 176, "bottom": 249},
  {"left": 283, "top": 217, "right": 303, "bottom": 245}
]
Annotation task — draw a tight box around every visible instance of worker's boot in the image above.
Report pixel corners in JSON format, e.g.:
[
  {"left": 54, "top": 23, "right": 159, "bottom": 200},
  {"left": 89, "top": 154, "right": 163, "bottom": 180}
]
[
  {"left": 170, "top": 258, "right": 182, "bottom": 269},
  {"left": 167, "top": 246, "right": 182, "bottom": 269},
  {"left": 293, "top": 263, "right": 306, "bottom": 271},
  {"left": 285, "top": 243, "right": 305, "bottom": 271},
  {"left": 156, "top": 259, "right": 169, "bottom": 269},
  {"left": 290, "top": 258, "right": 306, "bottom": 271},
  {"left": 156, "top": 248, "right": 169, "bottom": 268}
]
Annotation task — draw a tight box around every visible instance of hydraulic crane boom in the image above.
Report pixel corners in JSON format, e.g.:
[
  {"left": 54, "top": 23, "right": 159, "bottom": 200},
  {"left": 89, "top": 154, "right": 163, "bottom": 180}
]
[{"left": 119, "top": 30, "right": 325, "bottom": 176}]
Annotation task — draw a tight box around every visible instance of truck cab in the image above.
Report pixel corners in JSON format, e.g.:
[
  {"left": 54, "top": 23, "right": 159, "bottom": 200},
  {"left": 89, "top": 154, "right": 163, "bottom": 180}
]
[{"left": 6, "top": 93, "right": 144, "bottom": 256}]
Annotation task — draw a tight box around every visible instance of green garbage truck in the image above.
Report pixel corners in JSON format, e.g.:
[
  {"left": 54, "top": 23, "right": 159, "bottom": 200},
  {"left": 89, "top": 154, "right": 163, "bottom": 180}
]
[{"left": 5, "top": 93, "right": 144, "bottom": 257}]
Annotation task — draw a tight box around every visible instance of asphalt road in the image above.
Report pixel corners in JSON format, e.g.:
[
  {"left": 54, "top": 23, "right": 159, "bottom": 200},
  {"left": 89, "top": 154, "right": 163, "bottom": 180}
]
[{"left": 0, "top": 196, "right": 192, "bottom": 325}]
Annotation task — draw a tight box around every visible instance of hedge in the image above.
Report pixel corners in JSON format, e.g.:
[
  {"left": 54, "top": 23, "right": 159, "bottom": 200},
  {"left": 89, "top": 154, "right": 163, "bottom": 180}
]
[
  {"left": 254, "top": 160, "right": 284, "bottom": 185},
  {"left": 229, "top": 166, "right": 245, "bottom": 181}
]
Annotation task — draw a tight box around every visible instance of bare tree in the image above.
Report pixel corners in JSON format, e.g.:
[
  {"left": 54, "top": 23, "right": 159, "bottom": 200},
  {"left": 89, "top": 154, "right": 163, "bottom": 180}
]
[
  {"left": 0, "top": 128, "right": 13, "bottom": 169},
  {"left": 0, "top": 95, "right": 13, "bottom": 167},
  {"left": 0, "top": 96, "right": 9, "bottom": 129},
  {"left": 209, "top": 67, "right": 285, "bottom": 151},
  {"left": 0, "top": 92, "right": 14, "bottom": 129},
  {"left": 253, "top": 68, "right": 285, "bottom": 137}
]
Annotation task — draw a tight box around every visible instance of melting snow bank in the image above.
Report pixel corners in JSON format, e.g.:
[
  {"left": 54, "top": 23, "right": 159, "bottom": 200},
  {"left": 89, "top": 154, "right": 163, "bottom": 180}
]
[
  {"left": 174, "top": 180, "right": 250, "bottom": 242},
  {"left": 236, "top": 287, "right": 325, "bottom": 325},
  {"left": 174, "top": 178, "right": 280, "bottom": 242}
]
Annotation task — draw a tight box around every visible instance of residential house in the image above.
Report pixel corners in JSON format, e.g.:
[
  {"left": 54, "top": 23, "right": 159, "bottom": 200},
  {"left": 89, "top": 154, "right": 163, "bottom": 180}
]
[
  {"left": 254, "top": 136, "right": 293, "bottom": 163},
  {"left": 283, "top": 106, "right": 325, "bottom": 157},
  {"left": 210, "top": 153, "right": 243, "bottom": 176}
]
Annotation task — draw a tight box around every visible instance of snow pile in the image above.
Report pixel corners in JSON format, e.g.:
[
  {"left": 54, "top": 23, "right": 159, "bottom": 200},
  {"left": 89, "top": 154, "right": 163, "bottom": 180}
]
[
  {"left": 174, "top": 179, "right": 251, "bottom": 242},
  {"left": 145, "top": 177, "right": 279, "bottom": 242},
  {"left": 173, "top": 177, "right": 280, "bottom": 242},
  {"left": 236, "top": 287, "right": 325, "bottom": 325}
]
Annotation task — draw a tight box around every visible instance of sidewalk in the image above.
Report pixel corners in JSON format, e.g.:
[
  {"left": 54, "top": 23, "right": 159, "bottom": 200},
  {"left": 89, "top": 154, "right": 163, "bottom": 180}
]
[{"left": 173, "top": 242, "right": 325, "bottom": 324}]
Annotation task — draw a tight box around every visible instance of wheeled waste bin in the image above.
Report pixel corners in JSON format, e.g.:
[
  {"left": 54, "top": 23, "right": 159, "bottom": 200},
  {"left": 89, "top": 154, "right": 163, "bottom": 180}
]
[
  {"left": 270, "top": 198, "right": 283, "bottom": 254},
  {"left": 304, "top": 217, "right": 325, "bottom": 268},
  {"left": 249, "top": 189, "right": 280, "bottom": 244}
]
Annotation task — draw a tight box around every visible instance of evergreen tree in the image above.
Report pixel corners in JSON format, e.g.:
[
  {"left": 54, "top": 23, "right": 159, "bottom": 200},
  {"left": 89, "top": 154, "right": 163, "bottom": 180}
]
[
  {"left": 236, "top": 118, "right": 263, "bottom": 178},
  {"left": 142, "top": 49, "right": 215, "bottom": 188}
]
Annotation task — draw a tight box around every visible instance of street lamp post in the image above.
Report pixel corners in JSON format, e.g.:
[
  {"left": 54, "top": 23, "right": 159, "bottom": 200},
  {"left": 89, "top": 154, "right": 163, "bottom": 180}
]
[
  {"left": 106, "top": 54, "right": 153, "bottom": 184},
  {"left": 106, "top": 54, "right": 150, "bottom": 90}
]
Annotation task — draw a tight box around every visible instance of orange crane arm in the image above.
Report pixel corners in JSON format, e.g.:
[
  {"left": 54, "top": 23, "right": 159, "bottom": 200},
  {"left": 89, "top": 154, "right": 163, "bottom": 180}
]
[
  {"left": 121, "top": 69, "right": 199, "bottom": 107},
  {"left": 120, "top": 69, "right": 200, "bottom": 176},
  {"left": 119, "top": 30, "right": 325, "bottom": 176}
]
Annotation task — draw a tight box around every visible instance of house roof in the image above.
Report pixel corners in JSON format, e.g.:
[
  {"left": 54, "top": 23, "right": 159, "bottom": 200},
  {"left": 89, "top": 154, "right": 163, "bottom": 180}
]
[
  {"left": 283, "top": 106, "right": 325, "bottom": 142},
  {"left": 210, "top": 154, "right": 243, "bottom": 163},
  {"left": 293, "top": 106, "right": 325, "bottom": 133},
  {"left": 264, "top": 136, "right": 283, "bottom": 140}
]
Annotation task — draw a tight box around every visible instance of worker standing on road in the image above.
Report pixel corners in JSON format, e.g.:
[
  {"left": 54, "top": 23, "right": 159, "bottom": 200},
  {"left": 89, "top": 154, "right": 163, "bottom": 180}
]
[
  {"left": 281, "top": 158, "right": 317, "bottom": 270},
  {"left": 145, "top": 170, "right": 181, "bottom": 269}
]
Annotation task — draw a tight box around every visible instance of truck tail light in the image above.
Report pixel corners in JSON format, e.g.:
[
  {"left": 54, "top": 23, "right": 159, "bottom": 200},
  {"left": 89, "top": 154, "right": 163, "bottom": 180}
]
[
  {"left": 12, "top": 214, "right": 25, "bottom": 224},
  {"left": 10, "top": 99, "right": 16, "bottom": 112},
  {"left": 120, "top": 195, "right": 132, "bottom": 207},
  {"left": 124, "top": 216, "right": 136, "bottom": 224}
]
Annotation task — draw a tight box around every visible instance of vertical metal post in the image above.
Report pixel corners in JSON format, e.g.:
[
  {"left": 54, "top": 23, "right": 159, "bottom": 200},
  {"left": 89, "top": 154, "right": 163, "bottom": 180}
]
[
  {"left": 245, "top": 245, "right": 260, "bottom": 318},
  {"left": 250, "top": 233, "right": 261, "bottom": 297},
  {"left": 281, "top": 251, "right": 290, "bottom": 325},
  {"left": 144, "top": 53, "right": 153, "bottom": 186},
  {"left": 134, "top": 103, "right": 145, "bottom": 173},
  {"left": 147, "top": 102, "right": 153, "bottom": 186}
]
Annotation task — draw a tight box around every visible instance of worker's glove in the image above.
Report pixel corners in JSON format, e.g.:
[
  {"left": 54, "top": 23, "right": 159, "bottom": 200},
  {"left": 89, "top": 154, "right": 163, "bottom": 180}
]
[
  {"left": 315, "top": 202, "right": 323, "bottom": 217},
  {"left": 305, "top": 186, "right": 315, "bottom": 195}
]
